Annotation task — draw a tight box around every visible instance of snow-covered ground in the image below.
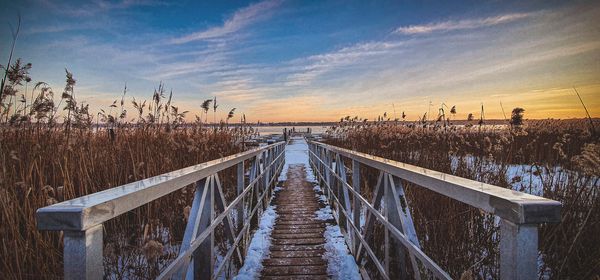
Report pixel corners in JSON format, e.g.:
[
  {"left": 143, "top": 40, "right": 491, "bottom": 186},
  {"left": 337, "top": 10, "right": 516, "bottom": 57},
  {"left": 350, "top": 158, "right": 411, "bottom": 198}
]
[
  {"left": 278, "top": 137, "right": 315, "bottom": 182},
  {"left": 234, "top": 205, "right": 278, "bottom": 280},
  {"left": 316, "top": 205, "right": 361, "bottom": 280},
  {"left": 237, "top": 137, "right": 361, "bottom": 279},
  {"left": 450, "top": 155, "right": 576, "bottom": 196}
]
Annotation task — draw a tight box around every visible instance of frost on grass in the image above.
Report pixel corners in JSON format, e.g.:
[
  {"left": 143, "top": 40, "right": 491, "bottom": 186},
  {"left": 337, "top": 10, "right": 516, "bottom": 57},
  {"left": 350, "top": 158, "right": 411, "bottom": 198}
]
[{"left": 234, "top": 205, "right": 277, "bottom": 280}]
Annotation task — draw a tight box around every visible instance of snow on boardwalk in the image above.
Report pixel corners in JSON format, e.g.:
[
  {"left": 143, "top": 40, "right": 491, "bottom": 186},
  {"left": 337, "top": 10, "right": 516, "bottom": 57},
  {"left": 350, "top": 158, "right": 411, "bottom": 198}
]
[
  {"left": 262, "top": 164, "right": 328, "bottom": 279},
  {"left": 235, "top": 137, "right": 360, "bottom": 280}
]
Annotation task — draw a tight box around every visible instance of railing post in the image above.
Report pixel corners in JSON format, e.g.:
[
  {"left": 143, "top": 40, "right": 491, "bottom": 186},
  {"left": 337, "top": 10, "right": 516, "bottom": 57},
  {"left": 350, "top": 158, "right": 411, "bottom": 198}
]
[
  {"left": 237, "top": 161, "right": 244, "bottom": 231},
  {"left": 264, "top": 149, "right": 271, "bottom": 192},
  {"left": 335, "top": 154, "right": 351, "bottom": 242},
  {"left": 251, "top": 155, "right": 263, "bottom": 225},
  {"left": 63, "top": 224, "right": 103, "bottom": 280},
  {"left": 327, "top": 150, "right": 333, "bottom": 199},
  {"left": 500, "top": 219, "right": 538, "bottom": 280},
  {"left": 319, "top": 147, "right": 326, "bottom": 189},
  {"left": 351, "top": 159, "right": 361, "bottom": 254}
]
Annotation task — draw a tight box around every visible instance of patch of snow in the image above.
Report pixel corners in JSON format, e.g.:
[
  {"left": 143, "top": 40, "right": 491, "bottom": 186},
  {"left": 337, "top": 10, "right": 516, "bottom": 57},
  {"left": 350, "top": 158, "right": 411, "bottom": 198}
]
[
  {"left": 312, "top": 174, "right": 361, "bottom": 279},
  {"left": 234, "top": 205, "right": 278, "bottom": 280},
  {"left": 316, "top": 193, "right": 327, "bottom": 203},
  {"left": 360, "top": 206, "right": 366, "bottom": 230},
  {"left": 315, "top": 205, "right": 334, "bottom": 221},
  {"left": 278, "top": 137, "right": 316, "bottom": 181},
  {"left": 449, "top": 155, "right": 577, "bottom": 196},
  {"left": 213, "top": 247, "right": 225, "bottom": 280},
  {"left": 323, "top": 224, "right": 361, "bottom": 280}
]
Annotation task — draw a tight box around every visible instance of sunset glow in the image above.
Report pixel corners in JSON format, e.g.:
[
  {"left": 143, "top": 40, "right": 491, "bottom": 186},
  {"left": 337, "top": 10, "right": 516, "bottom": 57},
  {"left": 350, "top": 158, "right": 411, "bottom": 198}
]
[{"left": 1, "top": 0, "right": 599, "bottom": 122}]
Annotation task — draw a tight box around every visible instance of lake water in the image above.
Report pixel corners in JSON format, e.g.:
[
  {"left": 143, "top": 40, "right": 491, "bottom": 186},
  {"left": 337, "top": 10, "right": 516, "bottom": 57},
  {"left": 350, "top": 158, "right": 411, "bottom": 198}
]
[{"left": 255, "top": 125, "right": 330, "bottom": 135}]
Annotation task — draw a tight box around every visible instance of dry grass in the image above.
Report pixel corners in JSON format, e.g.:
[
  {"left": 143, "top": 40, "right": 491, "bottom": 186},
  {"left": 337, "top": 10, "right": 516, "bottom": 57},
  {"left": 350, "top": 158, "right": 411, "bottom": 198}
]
[
  {"left": 0, "top": 125, "right": 246, "bottom": 278},
  {"left": 0, "top": 62, "right": 254, "bottom": 278},
  {"left": 325, "top": 118, "right": 600, "bottom": 279}
]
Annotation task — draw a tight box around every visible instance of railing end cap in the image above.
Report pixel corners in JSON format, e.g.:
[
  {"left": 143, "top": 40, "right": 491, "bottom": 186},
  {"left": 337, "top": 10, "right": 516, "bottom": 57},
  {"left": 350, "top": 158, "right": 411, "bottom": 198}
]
[
  {"left": 520, "top": 199, "right": 562, "bottom": 224},
  {"left": 36, "top": 205, "right": 85, "bottom": 231}
]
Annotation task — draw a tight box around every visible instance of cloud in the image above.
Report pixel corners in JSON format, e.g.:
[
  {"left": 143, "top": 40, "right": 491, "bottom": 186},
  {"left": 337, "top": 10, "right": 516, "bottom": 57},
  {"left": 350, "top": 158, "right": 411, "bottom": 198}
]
[
  {"left": 285, "top": 41, "right": 404, "bottom": 86},
  {"left": 38, "top": 0, "right": 169, "bottom": 17},
  {"left": 171, "top": 0, "right": 282, "bottom": 44},
  {"left": 394, "top": 12, "right": 535, "bottom": 35}
]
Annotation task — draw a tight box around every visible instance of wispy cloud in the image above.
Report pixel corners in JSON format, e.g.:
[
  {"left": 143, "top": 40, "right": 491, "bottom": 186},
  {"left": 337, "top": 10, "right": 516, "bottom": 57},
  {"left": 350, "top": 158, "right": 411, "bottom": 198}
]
[
  {"left": 394, "top": 12, "right": 535, "bottom": 35},
  {"left": 15, "top": 1, "right": 600, "bottom": 121},
  {"left": 38, "top": 0, "right": 169, "bottom": 17},
  {"left": 171, "top": 0, "right": 282, "bottom": 44},
  {"left": 285, "top": 41, "right": 404, "bottom": 86}
]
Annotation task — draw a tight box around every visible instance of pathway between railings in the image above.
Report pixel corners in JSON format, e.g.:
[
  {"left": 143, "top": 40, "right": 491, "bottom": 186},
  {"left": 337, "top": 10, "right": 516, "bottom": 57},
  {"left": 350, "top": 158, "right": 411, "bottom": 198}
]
[
  {"left": 236, "top": 137, "right": 361, "bottom": 280},
  {"left": 261, "top": 165, "right": 328, "bottom": 278}
]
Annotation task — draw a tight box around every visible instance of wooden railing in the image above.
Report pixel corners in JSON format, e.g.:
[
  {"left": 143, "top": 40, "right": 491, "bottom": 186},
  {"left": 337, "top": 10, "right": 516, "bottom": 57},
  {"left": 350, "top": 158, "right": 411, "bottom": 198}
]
[
  {"left": 307, "top": 140, "right": 561, "bottom": 280},
  {"left": 37, "top": 141, "right": 286, "bottom": 280}
]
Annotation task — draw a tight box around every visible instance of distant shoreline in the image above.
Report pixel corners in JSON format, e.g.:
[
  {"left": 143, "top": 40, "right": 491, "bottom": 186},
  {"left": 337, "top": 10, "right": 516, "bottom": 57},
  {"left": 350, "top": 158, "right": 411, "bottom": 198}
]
[{"left": 244, "top": 118, "right": 599, "bottom": 126}]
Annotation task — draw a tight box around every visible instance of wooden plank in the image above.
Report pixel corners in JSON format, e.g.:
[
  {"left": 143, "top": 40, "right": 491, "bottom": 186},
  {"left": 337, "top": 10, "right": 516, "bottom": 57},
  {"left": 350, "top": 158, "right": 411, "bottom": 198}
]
[
  {"left": 272, "top": 238, "right": 324, "bottom": 245},
  {"left": 275, "top": 220, "right": 324, "bottom": 225},
  {"left": 263, "top": 257, "right": 325, "bottom": 266},
  {"left": 275, "top": 224, "right": 325, "bottom": 229},
  {"left": 262, "top": 265, "right": 328, "bottom": 276},
  {"left": 262, "top": 275, "right": 329, "bottom": 280},
  {"left": 276, "top": 215, "right": 320, "bottom": 220},
  {"left": 269, "top": 250, "right": 325, "bottom": 258},
  {"left": 271, "top": 233, "right": 324, "bottom": 239},
  {"left": 272, "top": 228, "right": 324, "bottom": 234}
]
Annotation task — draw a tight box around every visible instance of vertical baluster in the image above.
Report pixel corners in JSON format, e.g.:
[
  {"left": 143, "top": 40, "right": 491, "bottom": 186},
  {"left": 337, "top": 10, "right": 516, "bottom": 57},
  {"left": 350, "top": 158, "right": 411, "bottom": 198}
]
[
  {"left": 352, "top": 159, "right": 361, "bottom": 254},
  {"left": 319, "top": 147, "right": 325, "bottom": 189},
  {"left": 249, "top": 156, "right": 260, "bottom": 227},
  {"left": 178, "top": 177, "right": 213, "bottom": 279},
  {"left": 261, "top": 150, "right": 269, "bottom": 208},
  {"left": 265, "top": 149, "right": 271, "bottom": 194},
  {"left": 335, "top": 154, "right": 352, "bottom": 242},
  {"left": 179, "top": 178, "right": 206, "bottom": 279},
  {"left": 383, "top": 174, "right": 390, "bottom": 275},
  {"left": 326, "top": 150, "right": 333, "bottom": 200},
  {"left": 236, "top": 162, "right": 244, "bottom": 232}
]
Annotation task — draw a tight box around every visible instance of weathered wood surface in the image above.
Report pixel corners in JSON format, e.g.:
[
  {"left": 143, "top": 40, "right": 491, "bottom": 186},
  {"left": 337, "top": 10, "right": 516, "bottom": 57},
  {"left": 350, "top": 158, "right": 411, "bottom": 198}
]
[{"left": 261, "top": 165, "right": 329, "bottom": 279}]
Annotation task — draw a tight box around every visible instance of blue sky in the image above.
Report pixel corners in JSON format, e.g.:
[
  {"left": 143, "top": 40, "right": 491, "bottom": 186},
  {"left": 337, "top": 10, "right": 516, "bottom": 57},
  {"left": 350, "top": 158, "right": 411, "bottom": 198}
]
[{"left": 1, "top": 0, "right": 599, "bottom": 122}]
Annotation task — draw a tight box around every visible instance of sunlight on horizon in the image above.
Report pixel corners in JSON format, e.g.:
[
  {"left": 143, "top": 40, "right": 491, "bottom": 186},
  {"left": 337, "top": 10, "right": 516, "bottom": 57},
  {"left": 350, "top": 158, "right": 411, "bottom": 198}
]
[{"left": 1, "top": 0, "right": 599, "bottom": 122}]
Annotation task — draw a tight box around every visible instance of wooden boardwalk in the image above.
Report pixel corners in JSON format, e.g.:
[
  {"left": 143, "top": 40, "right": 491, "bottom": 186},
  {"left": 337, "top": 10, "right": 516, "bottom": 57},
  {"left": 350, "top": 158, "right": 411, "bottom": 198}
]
[
  {"left": 261, "top": 164, "right": 329, "bottom": 280},
  {"left": 35, "top": 138, "right": 560, "bottom": 280}
]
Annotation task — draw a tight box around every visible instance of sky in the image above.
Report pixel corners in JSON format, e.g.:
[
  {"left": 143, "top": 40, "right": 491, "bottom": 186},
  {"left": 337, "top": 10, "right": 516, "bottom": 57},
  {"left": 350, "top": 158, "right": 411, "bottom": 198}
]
[{"left": 0, "top": 0, "right": 599, "bottom": 122}]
